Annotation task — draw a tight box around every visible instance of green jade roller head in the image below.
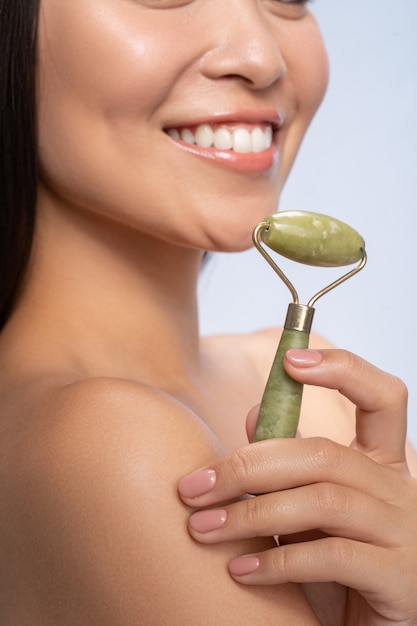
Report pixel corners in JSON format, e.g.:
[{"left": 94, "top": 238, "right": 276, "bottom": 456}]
[{"left": 252, "top": 211, "right": 367, "bottom": 441}]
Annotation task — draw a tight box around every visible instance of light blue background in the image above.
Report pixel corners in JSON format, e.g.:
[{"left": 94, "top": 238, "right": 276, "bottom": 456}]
[{"left": 198, "top": 1, "right": 417, "bottom": 446}]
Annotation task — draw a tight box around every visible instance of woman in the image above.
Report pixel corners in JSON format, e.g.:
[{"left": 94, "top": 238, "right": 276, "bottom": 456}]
[{"left": 0, "top": 0, "right": 416, "bottom": 624}]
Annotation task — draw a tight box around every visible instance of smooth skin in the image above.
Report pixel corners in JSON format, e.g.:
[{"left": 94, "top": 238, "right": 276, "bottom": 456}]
[{"left": 1, "top": 0, "right": 416, "bottom": 624}]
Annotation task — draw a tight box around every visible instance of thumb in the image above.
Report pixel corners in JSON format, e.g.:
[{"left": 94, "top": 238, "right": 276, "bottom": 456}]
[
  {"left": 246, "top": 404, "right": 260, "bottom": 443},
  {"left": 284, "top": 348, "right": 408, "bottom": 471}
]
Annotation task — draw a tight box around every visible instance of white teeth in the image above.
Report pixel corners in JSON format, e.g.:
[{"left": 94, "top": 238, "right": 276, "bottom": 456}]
[
  {"left": 263, "top": 126, "right": 273, "bottom": 148},
  {"left": 180, "top": 128, "right": 195, "bottom": 144},
  {"left": 195, "top": 124, "right": 213, "bottom": 148},
  {"left": 213, "top": 127, "right": 233, "bottom": 150},
  {"left": 168, "top": 123, "right": 274, "bottom": 153},
  {"left": 232, "top": 128, "right": 252, "bottom": 154},
  {"left": 167, "top": 128, "right": 181, "bottom": 140},
  {"left": 251, "top": 127, "right": 265, "bottom": 153}
]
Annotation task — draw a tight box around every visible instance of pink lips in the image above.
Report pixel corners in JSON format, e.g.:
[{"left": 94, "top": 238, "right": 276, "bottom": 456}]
[
  {"left": 171, "top": 140, "right": 279, "bottom": 173},
  {"left": 164, "top": 111, "right": 282, "bottom": 173}
]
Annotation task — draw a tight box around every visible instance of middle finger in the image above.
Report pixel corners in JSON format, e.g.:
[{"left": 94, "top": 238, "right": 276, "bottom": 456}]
[{"left": 187, "top": 482, "right": 402, "bottom": 547}]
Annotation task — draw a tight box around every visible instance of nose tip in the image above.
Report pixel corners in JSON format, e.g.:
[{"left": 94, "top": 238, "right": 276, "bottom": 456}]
[
  {"left": 199, "top": 10, "right": 287, "bottom": 90},
  {"left": 201, "top": 41, "right": 286, "bottom": 91},
  {"left": 241, "top": 39, "right": 287, "bottom": 89}
]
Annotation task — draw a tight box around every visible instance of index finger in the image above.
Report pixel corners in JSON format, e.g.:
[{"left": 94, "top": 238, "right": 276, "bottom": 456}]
[
  {"left": 178, "top": 437, "right": 401, "bottom": 509},
  {"left": 284, "top": 349, "right": 409, "bottom": 471}
]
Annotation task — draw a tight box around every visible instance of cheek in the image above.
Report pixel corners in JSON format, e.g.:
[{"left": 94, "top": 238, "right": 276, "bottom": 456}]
[
  {"left": 36, "top": 3, "right": 180, "bottom": 213},
  {"left": 37, "top": 2, "right": 177, "bottom": 112},
  {"left": 37, "top": 16, "right": 167, "bottom": 160},
  {"left": 277, "top": 17, "right": 329, "bottom": 179}
]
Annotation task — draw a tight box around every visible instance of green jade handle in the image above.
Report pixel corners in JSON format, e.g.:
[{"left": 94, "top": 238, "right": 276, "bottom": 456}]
[
  {"left": 253, "top": 303, "right": 314, "bottom": 441},
  {"left": 252, "top": 210, "right": 366, "bottom": 442}
]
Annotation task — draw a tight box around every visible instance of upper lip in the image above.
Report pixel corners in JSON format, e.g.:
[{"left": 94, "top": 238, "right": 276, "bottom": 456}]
[{"left": 163, "top": 109, "right": 283, "bottom": 131}]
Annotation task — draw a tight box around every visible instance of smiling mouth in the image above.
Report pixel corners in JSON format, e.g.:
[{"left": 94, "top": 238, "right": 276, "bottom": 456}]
[{"left": 165, "top": 122, "right": 275, "bottom": 154}]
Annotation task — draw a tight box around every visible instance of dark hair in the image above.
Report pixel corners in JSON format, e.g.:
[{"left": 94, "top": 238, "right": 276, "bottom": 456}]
[{"left": 0, "top": 0, "right": 40, "bottom": 330}]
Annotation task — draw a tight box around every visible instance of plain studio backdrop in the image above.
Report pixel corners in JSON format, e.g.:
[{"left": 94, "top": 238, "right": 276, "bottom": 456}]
[{"left": 198, "top": 0, "right": 417, "bottom": 447}]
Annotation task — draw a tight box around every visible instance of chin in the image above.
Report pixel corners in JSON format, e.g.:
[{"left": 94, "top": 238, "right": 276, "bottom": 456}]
[
  {"left": 201, "top": 200, "right": 280, "bottom": 253},
  {"left": 200, "top": 222, "right": 259, "bottom": 254}
]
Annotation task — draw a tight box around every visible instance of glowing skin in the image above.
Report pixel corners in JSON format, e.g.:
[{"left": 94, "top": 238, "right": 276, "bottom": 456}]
[
  {"left": 37, "top": 0, "right": 329, "bottom": 252},
  {"left": 2, "top": 4, "right": 416, "bottom": 624}
]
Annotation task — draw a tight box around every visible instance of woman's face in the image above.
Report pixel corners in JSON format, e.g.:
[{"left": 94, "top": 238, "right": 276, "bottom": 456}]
[{"left": 37, "top": 0, "right": 328, "bottom": 252}]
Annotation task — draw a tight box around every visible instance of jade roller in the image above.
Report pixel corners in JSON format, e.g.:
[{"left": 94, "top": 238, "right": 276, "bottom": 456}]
[{"left": 252, "top": 211, "right": 367, "bottom": 441}]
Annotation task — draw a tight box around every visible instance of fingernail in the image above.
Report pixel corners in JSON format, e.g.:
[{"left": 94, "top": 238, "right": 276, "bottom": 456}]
[
  {"left": 286, "top": 349, "right": 323, "bottom": 367},
  {"left": 229, "top": 555, "right": 260, "bottom": 576},
  {"left": 178, "top": 469, "right": 216, "bottom": 498},
  {"left": 189, "top": 509, "right": 227, "bottom": 533}
]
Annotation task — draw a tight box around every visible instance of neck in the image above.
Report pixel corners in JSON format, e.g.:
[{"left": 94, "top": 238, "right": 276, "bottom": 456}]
[{"left": 14, "top": 189, "right": 206, "bottom": 390}]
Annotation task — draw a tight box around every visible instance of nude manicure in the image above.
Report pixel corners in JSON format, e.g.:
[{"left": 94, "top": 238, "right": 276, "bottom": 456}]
[
  {"left": 229, "top": 556, "right": 260, "bottom": 576},
  {"left": 178, "top": 469, "right": 216, "bottom": 498},
  {"left": 189, "top": 509, "right": 227, "bottom": 533},
  {"left": 286, "top": 348, "right": 323, "bottom": 367}
]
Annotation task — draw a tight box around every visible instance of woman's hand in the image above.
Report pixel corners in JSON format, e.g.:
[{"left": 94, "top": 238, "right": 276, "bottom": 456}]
[{"left": 178, "top": 349, "right": 417, "bottom": 625}]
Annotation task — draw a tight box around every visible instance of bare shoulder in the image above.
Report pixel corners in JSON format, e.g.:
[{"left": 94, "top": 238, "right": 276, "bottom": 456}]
[{"left": 0, "top": 377, "right": 319, "bottom": 625}]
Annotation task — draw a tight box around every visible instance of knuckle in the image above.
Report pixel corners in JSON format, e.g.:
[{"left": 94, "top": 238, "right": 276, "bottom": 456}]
[
  {"left": 330, "top": 348, "right": 363, "bottom": 378},
  {"left": 338, "top": 349, "right": 357, "bottom": 376},
  {"left": 239, "top": 495, "right": 262, "bottom": 529},
  {"left": 308, "top": 437, "right": 345, "bottom": 475},
  {"left": 324, "top": 537, "right": 356, "bottom": 569},
  {"left": 315, "top": 482, "right": 351, "bottom": 521},
  {"left": 226, "top": 447, "right": 255, "bottom": 489},
  {"left": 388, "top": 375, "right": 409, "bottom": 406},
  {"left": 269, "top": 545, "right": 290, "bottom": 581},
  {"left": 338, "top": 349, "right": 371, "bottom": 385}
]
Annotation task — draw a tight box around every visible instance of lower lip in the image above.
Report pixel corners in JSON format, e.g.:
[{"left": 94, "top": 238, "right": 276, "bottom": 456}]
[{"left": 166, "top": 137, "right": 279, "bottom": 174}]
